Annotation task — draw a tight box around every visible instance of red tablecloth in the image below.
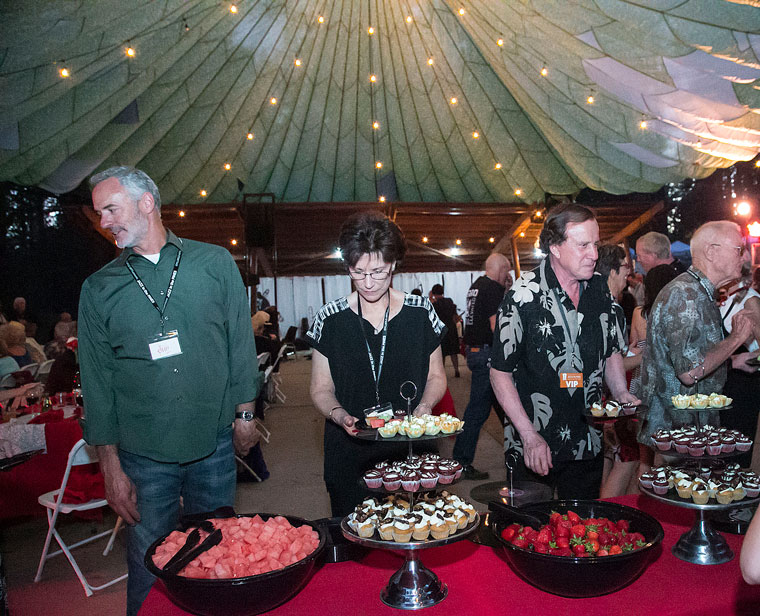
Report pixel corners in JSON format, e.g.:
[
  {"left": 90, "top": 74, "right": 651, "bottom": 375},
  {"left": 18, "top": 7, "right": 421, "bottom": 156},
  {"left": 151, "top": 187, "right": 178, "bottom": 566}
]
[
  {"left": 0, "top": 416, "right": 85, "bottom": 519},
  {"left": 140, "top": 494, "right": 760, "bottom": 615}
]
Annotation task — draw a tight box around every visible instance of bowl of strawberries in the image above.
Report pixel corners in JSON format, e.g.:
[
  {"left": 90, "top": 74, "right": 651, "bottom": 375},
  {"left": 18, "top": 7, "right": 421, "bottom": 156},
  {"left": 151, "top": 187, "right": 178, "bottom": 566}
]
[{"left": 490, "top": 499, "right": 663, "bottom": 597}]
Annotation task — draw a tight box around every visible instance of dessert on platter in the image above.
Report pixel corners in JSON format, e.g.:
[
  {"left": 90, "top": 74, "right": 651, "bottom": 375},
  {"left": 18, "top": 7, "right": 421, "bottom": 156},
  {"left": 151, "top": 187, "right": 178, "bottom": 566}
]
[
  {"left": 363, "top": 454, "right": 462, "bottom": 492},
  {"left": 671, "top": 393, "right": 732, "bottom": 409},
  {"left": 588, "top": 399, "right": 636, "bottom": 418},
  {"left": 345, "top": 491, "right": 477, "bottom": 543},
  {"left": 639, "top": 462, "right": 760, "bottom": 505},
  {"left": 362, "top": 412, "right": 464, "bottom": 439},
  {"left": 650, "top": 425, "right": 752, "bottom": 456}
]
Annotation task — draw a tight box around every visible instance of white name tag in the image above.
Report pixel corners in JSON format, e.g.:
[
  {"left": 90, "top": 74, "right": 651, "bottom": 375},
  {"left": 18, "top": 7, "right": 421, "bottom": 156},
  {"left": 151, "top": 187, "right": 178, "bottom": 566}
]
[{"left": 149, "top": 330, "right": 182, "bottom": 360}]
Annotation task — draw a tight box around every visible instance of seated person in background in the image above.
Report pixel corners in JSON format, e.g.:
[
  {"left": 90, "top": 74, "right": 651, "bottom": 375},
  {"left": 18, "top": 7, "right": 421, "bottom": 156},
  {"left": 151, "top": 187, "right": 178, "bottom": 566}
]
[
  {"left": 0, "top": 322, "right": 33, "bottom": 368},
  {"left": 53, "top": 313, "right": 76, "bottom": 342},
  {"left": 294, "top": 317, "right": 311, "bottom": 351},
  {"left": 42, "top": 339, "right": 77, "bottom": 395},
  {"left": 252, "top": 311, "right": 282, "bottom": 366},
  {"left": 0, "top": 339, "right": 20, "bottom": 381},
  {"left": 263, "top": 306, "right": 281, "bottom": 339},
  {"left": 24, "top": 321, "right": 46, "bottom": 364}
]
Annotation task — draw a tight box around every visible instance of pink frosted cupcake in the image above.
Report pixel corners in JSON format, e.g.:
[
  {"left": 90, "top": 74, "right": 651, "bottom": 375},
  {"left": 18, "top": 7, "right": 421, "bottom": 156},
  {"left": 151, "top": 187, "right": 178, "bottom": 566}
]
[
  {"left": 688, "top": 439, "right": 706, "bottom": 457},
  {"left": 706, "top": 439, "right": 722, "bottom": 456},
  {"left": 419, "top": 471, "right": 438, "bottom": 489},
  {"left": 382, "top": 471, "right": 402, "bottom": 491},
  {"left": 736, "top": 435, "right": 753, "bottom": 452},
  {"left": 364, "top": 470, "right": 383, "bottom": 489},
  {"left": 673, "top": 437, "right": 690, "bottom": 454},
  {"left": 437, "top": 464, "right": 456, "bottom": 485},
  {"left": 720, "top": 434, "right": 736, "bottom": 453},
  {"left": 401, "top": 471, "right": 420, "bottom": 492},
  {"left": 639, "top": 473, "right": 655, "bottom": 490},
  {"left": 450, "top": 461, "right": 463, "bottom": 480}
]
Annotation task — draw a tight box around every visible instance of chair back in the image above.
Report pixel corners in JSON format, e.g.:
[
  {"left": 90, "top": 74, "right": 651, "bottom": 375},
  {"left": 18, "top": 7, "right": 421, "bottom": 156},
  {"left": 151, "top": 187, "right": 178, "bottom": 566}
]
[
  {"left": 22, "top": 363, "right": 40, "bottom": 379},
  {"left": 0, "top": 373, "right": 15, "bottom": 389},
  {"left": 257, "top": 352, "right": 271, "bottom": 368},
  {"left": 37, "top": 359, "right": 55, "bottom": 379},
  {"left": 282, "top": 326, "right": 297, "bottom": 344},
  {"left": 69, "top": 439, "right": 99, "bottom": 467}
]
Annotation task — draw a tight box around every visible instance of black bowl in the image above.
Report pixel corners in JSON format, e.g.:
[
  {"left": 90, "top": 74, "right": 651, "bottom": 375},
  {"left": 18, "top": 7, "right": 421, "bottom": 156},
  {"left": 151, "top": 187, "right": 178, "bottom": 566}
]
[
  {"left": 490, "top": 499, "right": 663, "bottom": 597},
  {"left": 145, "top": 512, "right": 326, "bottom": 616}
]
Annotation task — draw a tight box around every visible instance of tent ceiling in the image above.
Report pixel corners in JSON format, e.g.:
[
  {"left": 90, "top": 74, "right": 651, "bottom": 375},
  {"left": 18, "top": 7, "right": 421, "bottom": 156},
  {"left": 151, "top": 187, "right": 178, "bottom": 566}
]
[{"left": 2, "top": 1, "right": 760, "bottom": 205}]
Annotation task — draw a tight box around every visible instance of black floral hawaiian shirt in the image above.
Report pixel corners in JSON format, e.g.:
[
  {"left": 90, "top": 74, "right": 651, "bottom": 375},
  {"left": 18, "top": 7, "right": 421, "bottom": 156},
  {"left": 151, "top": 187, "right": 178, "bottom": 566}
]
[{"left": 491, "top": 257, "right": 622, "bottom": 462}]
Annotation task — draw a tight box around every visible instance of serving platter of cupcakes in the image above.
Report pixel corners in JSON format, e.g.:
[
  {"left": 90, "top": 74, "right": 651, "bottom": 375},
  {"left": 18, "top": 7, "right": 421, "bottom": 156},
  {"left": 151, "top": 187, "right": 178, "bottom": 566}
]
[
  {"left": 362, "top": 454, "right": 462, "bottom": 493},
  {"left": 639, "top": 463, "right": 760, "bottom": 509},
  {"left": 584, "top": 399, "right": 642, "bottom": 420},
  {"left": 650, "top": 425, "right": 752, "bottom": 459},
  {"left": 343, "top": 491, "right": 479, "bottom": 547},
  {"left": 670, "top": 393, "right": 732, "bottom": 410},
  {"left": 355, "top": 412, "right": 464, "bottom": 441}
]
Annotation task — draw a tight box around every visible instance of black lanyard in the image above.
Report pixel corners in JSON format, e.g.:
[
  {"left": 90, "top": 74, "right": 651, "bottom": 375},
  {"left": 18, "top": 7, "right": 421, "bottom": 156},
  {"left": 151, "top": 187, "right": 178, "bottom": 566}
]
[
  {"left": 356, "top": 292, "right": 390, "bottom": 405},
  {"left": 125, "top": 248, "right": 182, "bottom": 334}
]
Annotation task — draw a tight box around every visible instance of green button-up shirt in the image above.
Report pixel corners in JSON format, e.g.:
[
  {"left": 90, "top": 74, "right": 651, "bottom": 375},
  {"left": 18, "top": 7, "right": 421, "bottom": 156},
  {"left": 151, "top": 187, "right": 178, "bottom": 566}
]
[{"left": 78, "top": 230, "right": 258, "bottom": 463}]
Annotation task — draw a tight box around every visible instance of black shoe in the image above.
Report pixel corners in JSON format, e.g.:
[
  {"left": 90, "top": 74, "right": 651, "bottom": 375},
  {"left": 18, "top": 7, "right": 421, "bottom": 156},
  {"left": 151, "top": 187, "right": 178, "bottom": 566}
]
[{"left": 462, "top": 465, "right": 489, "bottom": 480}]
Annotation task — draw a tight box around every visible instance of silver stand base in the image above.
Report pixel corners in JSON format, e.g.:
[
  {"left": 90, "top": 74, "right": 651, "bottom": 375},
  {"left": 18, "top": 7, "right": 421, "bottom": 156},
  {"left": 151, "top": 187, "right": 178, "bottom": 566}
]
[
  {"left": 671, "top": 508, "right": 733, "bottom": 565},
  {"left": 380, "top": 550, "right": 448, "bottom": 610}
]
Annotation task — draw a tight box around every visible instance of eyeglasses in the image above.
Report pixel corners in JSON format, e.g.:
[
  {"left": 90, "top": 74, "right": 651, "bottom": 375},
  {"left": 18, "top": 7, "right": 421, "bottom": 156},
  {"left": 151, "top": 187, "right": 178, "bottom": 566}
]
[
  {"left": 710, "top": 243, "right": 745, "bottom": 257},
  {"left": 348, "top": 268, "right": 392, "bottom": 281}
]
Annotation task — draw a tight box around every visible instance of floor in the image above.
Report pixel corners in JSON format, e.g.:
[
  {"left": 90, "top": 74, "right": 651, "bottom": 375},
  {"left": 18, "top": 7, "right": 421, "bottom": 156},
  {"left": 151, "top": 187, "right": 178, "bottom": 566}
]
[{"left": 2, "top": 356, "right": 508, "bottom": 615}]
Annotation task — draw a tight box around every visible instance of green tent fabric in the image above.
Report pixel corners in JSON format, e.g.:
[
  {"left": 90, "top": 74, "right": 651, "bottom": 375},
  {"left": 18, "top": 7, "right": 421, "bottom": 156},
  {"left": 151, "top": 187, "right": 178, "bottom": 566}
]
[{"left": 1, "top": 0, "right": 759, "bottom": 204}]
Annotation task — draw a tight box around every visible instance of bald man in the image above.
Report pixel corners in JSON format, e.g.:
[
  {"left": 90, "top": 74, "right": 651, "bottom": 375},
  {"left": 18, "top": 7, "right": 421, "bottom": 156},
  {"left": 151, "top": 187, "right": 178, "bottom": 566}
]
[
  {"left": 452, "top": 253, "right": 512, "bottom": 479},
  {"left": 639, "top": 220, "right": 756, "bottom": 445}
]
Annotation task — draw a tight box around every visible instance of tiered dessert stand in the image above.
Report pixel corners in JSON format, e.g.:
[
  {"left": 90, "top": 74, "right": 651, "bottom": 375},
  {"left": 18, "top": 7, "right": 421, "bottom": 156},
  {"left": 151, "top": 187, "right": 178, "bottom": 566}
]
[{"left": 342, "top": 381, "right": 479, "bottom": 609}]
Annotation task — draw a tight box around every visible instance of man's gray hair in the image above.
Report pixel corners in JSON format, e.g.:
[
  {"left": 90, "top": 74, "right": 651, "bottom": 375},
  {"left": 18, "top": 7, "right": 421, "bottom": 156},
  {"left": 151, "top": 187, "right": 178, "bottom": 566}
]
[
  {"left": 690, "top": 220, "right": 741, "bottom": 262},
  {"left": 637, "top": 231, "right": 671, "bottom": 259},
  {"left": 89, "top": 166, "right": 161, "bottom": 212}
]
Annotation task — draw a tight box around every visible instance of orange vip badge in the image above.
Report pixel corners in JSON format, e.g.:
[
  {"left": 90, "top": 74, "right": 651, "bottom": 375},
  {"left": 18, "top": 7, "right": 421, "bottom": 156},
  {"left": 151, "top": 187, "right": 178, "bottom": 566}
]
[{"left": 560, "top": 372, "right": 583, "bottom": 389}]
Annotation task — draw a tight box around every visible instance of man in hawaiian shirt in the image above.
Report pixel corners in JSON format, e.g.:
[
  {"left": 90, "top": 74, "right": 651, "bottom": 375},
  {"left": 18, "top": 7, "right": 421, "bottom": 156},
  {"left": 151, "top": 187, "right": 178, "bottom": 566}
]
[
  {"left": 638, "top": 221, "right": 756, "bottom": 447},
  {"left": 490, "top": 204, "right": 638, "bottom": 498}
]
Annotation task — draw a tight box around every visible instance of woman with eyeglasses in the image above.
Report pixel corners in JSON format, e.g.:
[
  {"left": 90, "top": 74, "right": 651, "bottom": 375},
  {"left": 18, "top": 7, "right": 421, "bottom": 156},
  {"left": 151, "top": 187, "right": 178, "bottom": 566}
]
[{"left": 306, "top": 211, "right": 447, "bottom": 517}]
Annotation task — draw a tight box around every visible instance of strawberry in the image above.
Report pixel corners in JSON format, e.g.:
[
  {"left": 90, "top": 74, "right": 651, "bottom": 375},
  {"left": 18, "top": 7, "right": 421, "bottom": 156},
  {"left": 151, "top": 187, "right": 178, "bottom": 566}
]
[
  {"left": 597, "top": 531, "right": 614, "bottom": 546},
  {"left": 501, "top": 527, "right": 516, "bottom": 542},
  {"left": 572, "top": 544, "right": 587, "bottom": 556},
  {"left": 596, "top": 548, "right": 609, "bottom": 557},
  {"left": 566, "top": 510, "right": 581, "bottom": 525},
  {"left": 556, "top": 537, "right": 570, "bottom": 549},
  {"left": 536, "top": 528, "right": 552, "bottom": 545},
  {"left": 511, "top": 535, "right": 528, "bottom": 549},
  {"left": 609, "top": 545, "right": 623, "bottom": 555},
  {"left": 533, "top": 542, "right": 549, "bottom": 554},
  {"left": 586, "top": 539, "right": 600, "bottom": 554},
  {"left": 549, "top": 512, "right": 562, "bottom": 526},
  {"left": 571, "top": 524, "right": 586, "bottom": 538},
  {"left": 616, "top": 519, "right": 630, "bottom": 532},
  {"left": 555, "top": 524, "right": 570, "bottom": 539}
]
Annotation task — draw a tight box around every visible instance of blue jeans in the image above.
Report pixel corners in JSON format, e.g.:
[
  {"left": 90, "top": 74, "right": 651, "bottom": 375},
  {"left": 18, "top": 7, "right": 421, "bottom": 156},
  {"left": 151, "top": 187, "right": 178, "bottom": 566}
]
[
  {"left": 119, "top": 427, "right": 236, "bottom": 616},
  {"left": 453, "top": 346, "right": 505, "bottom": 466}
]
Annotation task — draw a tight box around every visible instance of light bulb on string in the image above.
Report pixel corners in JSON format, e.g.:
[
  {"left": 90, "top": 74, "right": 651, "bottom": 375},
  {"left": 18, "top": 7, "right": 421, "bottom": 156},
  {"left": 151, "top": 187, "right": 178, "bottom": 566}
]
[
  {"left": 179, "top": 210, "right": 186, "bottom": 217},
  {"left": 200, "top": 189, "right": 207, "bottom": 197},
  {"left": 224, "top": 163, "right": 231, "bottom": 171},
  {"left": 540, "top": 67, "right": 548, "bottom": 77},
  {"left": 369, "top": 74, "right": 377, "bottom": 83},
  {"left": 494, "top": 163, "right": 502, "bottom": 170},
  {"left": 376, "top": 161, "right": 383, "bottom": 169},
  {"left": 372, "top": 121, "right": 380, "bottom": 130},
  {"left": 368, "top": 27, "right": 374, "bottom": 35},
  {"left": 450, "top": 97, "right": 457, "bottom": 105},
  {"left": 247, "top": 132, "right": 254, "bottom": 140},
  {"left": 514, "top": 188, "right": 523, "bottom": 196},
  {"left": 229, "top": 4, "right": 238, "bottom": 14},
  {"left": 294, "top": 58, "right": 301, "bottom": 67},
  {"left": 126, "top": 47, "right": 135, "bottom": 57},
  {"left": 270, "top": 97, "right": 278, "bottom": 105},
  {"left": 497, "top": 39, "right": 504, "bottom": 46},
  {"left": 318, "top": 16, "right": 324, "bottom": 24},
  {"left": 379, "top": 195, "right": 386, "bottom": 202},
  {"left": 59, "top": 66, "right": 70, "bottom": 78},
  {"left": 406, "top": 16, "right": 412, "bottom": 23}
]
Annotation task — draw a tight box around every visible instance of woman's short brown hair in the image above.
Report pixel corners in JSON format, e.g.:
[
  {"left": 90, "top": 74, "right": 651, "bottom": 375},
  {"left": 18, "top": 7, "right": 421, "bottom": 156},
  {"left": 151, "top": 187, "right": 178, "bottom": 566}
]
[{"left": 338, "top": 211, "right": 406, "bottom": 269}]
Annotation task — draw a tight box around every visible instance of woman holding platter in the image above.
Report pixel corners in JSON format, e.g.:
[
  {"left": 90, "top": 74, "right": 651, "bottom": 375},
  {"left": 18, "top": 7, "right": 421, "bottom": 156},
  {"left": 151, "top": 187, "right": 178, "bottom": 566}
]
[{"left": 307, "top": 211, "right": 447, "bottom": 517}]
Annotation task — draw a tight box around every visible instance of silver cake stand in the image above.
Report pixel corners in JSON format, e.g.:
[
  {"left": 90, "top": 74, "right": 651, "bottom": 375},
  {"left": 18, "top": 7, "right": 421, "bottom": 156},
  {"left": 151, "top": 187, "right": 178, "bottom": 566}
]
[
  {"left": 341, "top": 515, "right": 479, "bottom": 609},
  {"left": 640, "top": 487, "right": 760, "bottom": 564}
]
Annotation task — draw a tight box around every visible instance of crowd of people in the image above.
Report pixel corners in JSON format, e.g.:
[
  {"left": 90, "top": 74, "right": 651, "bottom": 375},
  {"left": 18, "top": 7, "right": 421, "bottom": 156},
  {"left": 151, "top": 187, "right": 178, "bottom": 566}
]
[{"left": 5, "top": 163, "right": 760, "bottom": 614}]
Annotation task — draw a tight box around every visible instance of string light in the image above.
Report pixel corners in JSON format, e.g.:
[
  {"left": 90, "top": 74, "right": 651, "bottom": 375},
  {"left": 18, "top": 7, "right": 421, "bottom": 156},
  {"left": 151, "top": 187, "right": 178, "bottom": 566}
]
[
  {"left": 294, "top": 58, "right": 301, "bottom": 66},
  {"left": 318, "top": 15, "right": 324, "bottom": 24},
  {"left": 370, "top": 74, "right": 377, "bottom": 83},
  {"left": 450, "top": 97, "right": 457, "bottom": 105},
  {"left": 247, "top": 132, "right": 254, "bottom": 140},
  {"left": 422, "top": 236, "right": 429, "bottom": 243},
  {"left": 368, "top": 26, "right": 374, "bottom": 35},
  {"left": 458, "top": 8, "right": 465, "bottom": 16},
  {"left": 224, "top": 163, "right": 231, "bottom": 171},
  {"left": 427, "top": 58, "right": 434, "bottom": 66},
  {"left": 229, "top": 4, "right": 238, "bottom": 14},
  {"left": 519, "top": 231, "right": 525, "bottom": 237},
  {"left": 489, "top": 237, "right": 495, "bottom": 243},
  {"left": 540, "top": 67, "right": 548, "bottom": 77},
  {"left": 183, "top": 18, "right": 189, "bottom": 32},
  {"left": 472, "top": 131, "right": 479, "bottom": 139},
  {"left": 372, "top": 121, "right": 380, "bottom": 130},
  {"left": 494, "top": 163, "right": 502, "bottom": 170},
  {"left": 586, "top": 94, "right": 595, "bottom": 105},
  {"left": 230, "top": 239, "right": 238, "bottom": 245},
  {"left": 755, "top": 160, "right": 760, "bottom": 168},
  {"left": 455, "top": 239, "right": 462, "bottom": 245},
  {"left": 379, "top": 195, "right": 386, "bottom": 202},
  {"left": 497, "top": 38, "right": 504, "bottom": 46},
  {"left": 376, "top": 161, "right": 383, "bottom": 169},
  {"left": 59, "top": 67, "right": 70, "bottom": 78},
  {"left": 179, "top": 210, "right": 186, "bottom": 217},
  {"left": 406, "top": 16, "right": 412, "bottom": 23},
  {"left": 126, "top": 47, "right": 136, "bottom": 57},
  {"left": 200, "top": 189, "right": 207, "bottom": 197},
  {"left": 270, "top": 97, "right": 278, "bottom": 105},
  {"left": 514, "top": 188, "right": 523, "bottom": 196},
  {"left": 639, "top": 119, "right": 648, "bottom": 130}
]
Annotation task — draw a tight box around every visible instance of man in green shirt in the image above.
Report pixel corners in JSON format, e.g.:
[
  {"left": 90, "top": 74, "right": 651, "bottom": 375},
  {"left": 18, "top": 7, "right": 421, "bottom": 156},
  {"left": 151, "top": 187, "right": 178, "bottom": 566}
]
[{"left": 78, "top": 166, "right": 259, "bottom": 615}]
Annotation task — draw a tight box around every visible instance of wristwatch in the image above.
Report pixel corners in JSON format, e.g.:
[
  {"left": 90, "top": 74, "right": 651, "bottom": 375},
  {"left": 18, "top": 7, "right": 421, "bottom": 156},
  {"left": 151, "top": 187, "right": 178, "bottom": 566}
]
[{"left": 235, "top": 410, "right": 255, "bottom": 422}]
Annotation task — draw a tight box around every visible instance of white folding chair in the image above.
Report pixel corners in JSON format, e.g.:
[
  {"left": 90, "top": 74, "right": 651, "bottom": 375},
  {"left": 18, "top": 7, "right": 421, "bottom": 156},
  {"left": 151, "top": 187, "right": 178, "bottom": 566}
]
[
  {"left": 256, "top": 352, "right": 271, "bottom": 369},
  {"left": 20, "top": 363, "right": 39, "bottom": 379},
  {"left": 0, "top": 373, "right": 15, "bottom": 389},
  {"left": 34, "top": 439, "right": 127, "bottom": 596},
  {"left": 36, "top": 359, "right": 55, "bottom": 383}
]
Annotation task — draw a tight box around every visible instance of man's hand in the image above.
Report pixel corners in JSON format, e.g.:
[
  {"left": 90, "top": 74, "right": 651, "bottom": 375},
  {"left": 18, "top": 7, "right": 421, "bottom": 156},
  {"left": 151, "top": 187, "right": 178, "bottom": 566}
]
[
  {"left": 233, "top": 419, "right": 261, "bottom": 456},
  {"left": 732, "top": 350, "right": 760, "bottom": 374},
  {"left": 102, "top": 463, "right": 140, "bottom": 525},
  {"left": 521, "top": 430, "right": 553, "bottom": 476},
  {"left": 614, "top": 391, "right": 641, "bottom": 406}
]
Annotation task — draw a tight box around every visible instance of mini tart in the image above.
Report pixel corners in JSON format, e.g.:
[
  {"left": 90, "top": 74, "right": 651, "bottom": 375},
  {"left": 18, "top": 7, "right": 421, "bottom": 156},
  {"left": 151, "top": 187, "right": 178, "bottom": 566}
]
[
  {"left": 440, "top": 420, "right": 457, "bottom": 434},
  {"left": 604, "top": 400, "right": 621, "bottom": 417},
  {"left": 357, "top": 520, "right": 376, "bottom": 538},
  {"left": 392, "top": 521, "right": 413, "bottom": 543},
  {"left": 672, "top": 394, "right": 691, "bottom": 409},
  {"left": 708, "top": 393, "right": 727, "bottom": 408},
  {"left": 429, "top": 518, "right": 449, "bottom": 539},
  {"left": 691, "top": 487, "right": 709, "bottom": 505},
  {"left": 590, "top": 402, "right": 605, "bottom": 417},
  {"left": 424, "top": 422, "right": 442, "bottom": 436},
  {"left": 690, "top": 394, "right": 709, "bottom": 409},
  {"left": 716, "top": 486, "right": 734, "bottom": 505},
  {"left": 378, "top": 423, "right": 399, "bottom": 438},
  {"left": 675, "top": 479, "right": 693, "bottom": 499},
  {"left": 412, "top": 520, "right": 430, "bottom": 541},
  {"left": 406, "top": 423, "right": 425, "bottom": 439}
]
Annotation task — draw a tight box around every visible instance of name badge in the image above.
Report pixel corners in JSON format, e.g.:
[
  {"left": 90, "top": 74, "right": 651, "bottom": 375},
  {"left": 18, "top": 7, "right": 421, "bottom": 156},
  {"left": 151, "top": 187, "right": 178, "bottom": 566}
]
[
  {"left": 560, "top": 372, "right": 583, "bottom": 389},
  {"left": 149, "top": 330, "right": 182, "bottom": 360}
]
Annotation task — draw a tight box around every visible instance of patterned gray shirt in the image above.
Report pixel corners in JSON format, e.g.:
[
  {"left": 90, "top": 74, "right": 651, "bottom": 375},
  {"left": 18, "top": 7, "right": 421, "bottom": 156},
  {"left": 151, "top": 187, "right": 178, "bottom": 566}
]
[{"left": 638, "top": 267, "right": 724, "bottom": 443}]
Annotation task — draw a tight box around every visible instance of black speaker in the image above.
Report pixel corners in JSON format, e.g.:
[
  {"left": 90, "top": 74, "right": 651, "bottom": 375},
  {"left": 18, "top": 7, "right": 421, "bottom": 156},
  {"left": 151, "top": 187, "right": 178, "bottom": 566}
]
[{"left": 244, "top": 203, "right": 274, "bottom": 248}]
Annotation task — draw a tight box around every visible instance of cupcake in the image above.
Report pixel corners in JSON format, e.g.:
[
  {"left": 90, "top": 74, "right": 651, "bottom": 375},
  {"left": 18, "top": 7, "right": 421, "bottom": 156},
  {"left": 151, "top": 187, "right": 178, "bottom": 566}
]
[
  {"left": 440, "top": 420, "right": 457, "bottom": 434},
  {"left": 590, "top": 402, "right": 605, "bottom": 417},
  {"left": 401, "top": 471, "right": 421, "bottom": 492},
  {"left": 716, "top": 485, "right": 734, "bottom": 505},
  {"left": 744, "top": 479, "right": 760, "bottom": 498},
  {"left": 691, "top": 486, "right": 709, "bottom": 505},
  {"left": 412, "top": 518, "right": 430, "bottom": 541},
  {"left": 443, "top": 512, "right": 459, "bottom": 534},
  {"left": 429, "top": 516, "right": 449, "bottom": 539},
  {"left": 708, "top": 393, "right": 727, "bottom": 408},
  {"left": 424, "top": 422, "right": 442, "bottom": 436},
  {"left": 382, "top": 471, "right": 402, "bottom": 491},
  {"left": 406, "top": 423, "right": 425, "bottom": 439},
  {"left": 690, "top": 394, "right": 709, "bottom": 409},
  {"left": 450, "top": 461, "right": 463, "bottom": 480},
  {"left": 419, "top": 471, "right": 438, "bottom": 489},
  {"left": 733, "top": 482, "right": 746, "bottom": 501},
  {"left": 672, "top": 394, "right": 691, "bottom": 409},
  {"left": 639, "top": 473, "right": 655, "bottom": 489},
  {"left": 357, "top": 518, "right": 376, "bottom": 538},
  {"left": 673, "top": 437, "right": 690, "bottom": 454},
  {"left": 652, "top": 432, "right": 672, "bottom": 451},
  {"left": 688, "top": 439, "right": 706, "bottom": 457},
  {"left": 605, "top": 401, "right": 621, "bottom": 417},
  {"left": 378, "top": 423, "right": 399, "bottom": 438},
  {"left": 392, "top": 520, "right": 413, "bottom": 543},
  {"left": 364, "top": 469, "right": 383, "bottom": 489},
  {"left": 652, "top": 478, "right": 669, "bottom": 495},
  {"left": 706, "top": 439, "right": 722, "bottom": 456},
  {"left": 675, "top": 478, "right": 693, "bottom": 499},
  {"left": 461, "top": 503, "right": 477, "bottom": 524},
  {"left": 736, "top": 435, "right": 753, "bottom": 452},
  {"left": 437, "top": 464, "right": 456, "bottom": 485}
]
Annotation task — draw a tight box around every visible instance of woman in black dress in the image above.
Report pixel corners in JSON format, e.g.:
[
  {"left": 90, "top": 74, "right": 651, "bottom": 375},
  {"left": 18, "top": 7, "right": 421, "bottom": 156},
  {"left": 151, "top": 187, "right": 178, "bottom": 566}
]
[
  {"left": 307, "top": 212, "right": 447, "bottom": 516},
  {"left": 430, "top": 284, "right": 461, "bottom": 377}
]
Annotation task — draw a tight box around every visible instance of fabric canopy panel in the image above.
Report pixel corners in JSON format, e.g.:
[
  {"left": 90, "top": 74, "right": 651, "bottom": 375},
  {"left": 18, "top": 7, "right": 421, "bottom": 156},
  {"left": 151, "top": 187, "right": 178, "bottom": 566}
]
[{"left": 1, "top": 1, "right": 760, "bottom": 203}]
